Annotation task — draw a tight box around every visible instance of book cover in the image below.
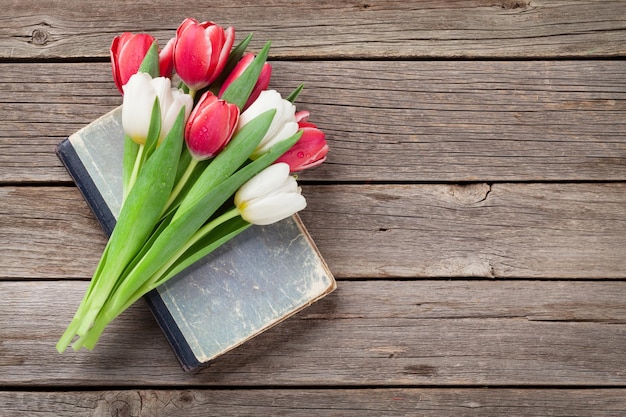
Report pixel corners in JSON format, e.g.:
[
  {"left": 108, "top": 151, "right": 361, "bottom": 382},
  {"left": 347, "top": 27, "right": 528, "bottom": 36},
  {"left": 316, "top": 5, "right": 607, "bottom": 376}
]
[{"left": 56, "top": 107, "right": 336, "bottom": 371}]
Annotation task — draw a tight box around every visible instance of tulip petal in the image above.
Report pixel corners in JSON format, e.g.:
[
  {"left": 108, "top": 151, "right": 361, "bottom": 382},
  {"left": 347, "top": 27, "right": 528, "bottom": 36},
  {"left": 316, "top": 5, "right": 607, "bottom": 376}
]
[
  {"left": 122, "top": 73, "right": 158, "bottom": 144},
  {"left": 174, "top": 20, "right": 234, "bottom": 91},
  {"left": 159, "top": 37, "right": 175, "bottom": 78},
  {"left": 235, "top": 162, "right": 291, "bottom": 204},
  {"left": 252, "top": 121, "right": 299, "bottom": 158},
  {"left": 240, "top": 193, "right": 306, "bottom": 225},
  {"left": 185, "top": 92, "right": 240, "bottom": 160},
  {"left": 111, "top": 32, "right": 156, "bottom": 93},
  {"left": 234, "top": 162, "right": 306, "bottom": 225},
  {"left": 276, "top": 124, "right": 329, "bottom": 172}
]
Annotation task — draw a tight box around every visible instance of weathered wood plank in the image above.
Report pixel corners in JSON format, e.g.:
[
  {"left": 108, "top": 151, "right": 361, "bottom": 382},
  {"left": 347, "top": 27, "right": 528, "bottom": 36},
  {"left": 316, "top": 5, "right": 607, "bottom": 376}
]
[
  {"left": 302, "top": 182, "right": 626, "bottom": 278},
  {"left": 0, "top": 187, "right": 106, "bottom": 278},
  {"left": 1, "top": 1, "right": 625, "bottom": 59},
  {"left": 1, "top": 184, "right": 624, "bottom": 279},
  {"left": 2, "top": 388, "right": 625, "bottom": 416},
  {"left": 1, "top": 280, "right": 625, "bottom": 386},
  {"left": 1, "top": 60, "right": 625, "bottom": 183}
]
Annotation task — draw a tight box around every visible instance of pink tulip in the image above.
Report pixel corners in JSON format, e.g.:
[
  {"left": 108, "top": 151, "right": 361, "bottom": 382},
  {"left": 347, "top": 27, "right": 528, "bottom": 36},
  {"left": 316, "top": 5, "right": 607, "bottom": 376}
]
[
  {"left": 110, "top": 33, "right": 175, "bottom": 94},
  {"left": 219, "top": 53, "right": 272, "bottom": 110},
  {"left": 158, "top": 37, "right": 176, "bottom": 80},
  {"left": 173, "top": 18, "right": 235, "bottom": 93},
  {"left": 294, "top": 110, "right": 316, "bottom": 128},
  {"left": 185, "top": 91, "right": 240, "bottom": 160},
  {"left": 110, "top": 32, "right": 156, "bottom": 93},
  {"left": 276, "top": 113, "right": 329, "bottom": 172}
]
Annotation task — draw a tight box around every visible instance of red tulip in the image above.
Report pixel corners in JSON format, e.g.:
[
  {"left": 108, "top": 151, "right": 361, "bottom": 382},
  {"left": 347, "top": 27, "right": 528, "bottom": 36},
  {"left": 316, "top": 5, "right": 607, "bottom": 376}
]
[
  {"left": 185, "top": 91, "right": 240, "bottom": 160},
  {"left": 110, "top": 32, "right": 156, "bottom": 93},
  {"left": 294, "top": 110, "right": 317, "bottom": 128},
  {"left": 173, "top": 18, "right": 235, "bottom": 93},
  {"left": 110, "top": 33, "right": 175, "bottom": 94},
  {"left": 219, "top": 53, "right": 272, "bottom": 110},
  {"left": 276, "top": 113, "right": 329, "bottom": 172},
  {"left": 159, "top": 37, "right": 176, "bottom": 80}
]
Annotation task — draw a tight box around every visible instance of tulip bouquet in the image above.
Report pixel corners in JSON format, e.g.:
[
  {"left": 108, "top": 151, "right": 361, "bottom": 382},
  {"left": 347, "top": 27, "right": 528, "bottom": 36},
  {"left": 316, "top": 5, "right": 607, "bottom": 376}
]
[{"left": 57, "top": 18, "right": 329, "bottom": 353}]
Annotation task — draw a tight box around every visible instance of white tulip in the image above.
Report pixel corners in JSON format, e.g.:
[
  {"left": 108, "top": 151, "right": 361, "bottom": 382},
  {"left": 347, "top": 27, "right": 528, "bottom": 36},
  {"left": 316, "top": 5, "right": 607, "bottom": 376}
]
[
  {"left": 122, "top": 73, "right": 157, "bottom": 144},
  {"left": 237, "top": 90, "right": 299, "bottom": 159},
  {"left": 122, "top": 73, "right": 193, "bottom": 145},
  {"left": 234, "top": 163, "right": 306, "bottom": 225},
  {"left": 152, "top": 77, "right": 194, "bottom": 143}
]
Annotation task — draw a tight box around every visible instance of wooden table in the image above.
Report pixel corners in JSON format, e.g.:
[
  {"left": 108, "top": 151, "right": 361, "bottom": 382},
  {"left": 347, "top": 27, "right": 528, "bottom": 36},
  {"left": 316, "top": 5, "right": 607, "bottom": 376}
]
[{"left": 2, "top": 1, "right": 626, "bottom": 415}]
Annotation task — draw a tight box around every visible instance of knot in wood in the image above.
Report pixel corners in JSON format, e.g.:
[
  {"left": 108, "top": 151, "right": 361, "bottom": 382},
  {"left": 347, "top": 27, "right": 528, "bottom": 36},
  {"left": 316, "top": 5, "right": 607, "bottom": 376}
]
[
  {"left": 31, "top": 29, "right": 49, "bottom": 46},
  {"left": 500, "top": 1, "right": 531, "bottom": 9}
]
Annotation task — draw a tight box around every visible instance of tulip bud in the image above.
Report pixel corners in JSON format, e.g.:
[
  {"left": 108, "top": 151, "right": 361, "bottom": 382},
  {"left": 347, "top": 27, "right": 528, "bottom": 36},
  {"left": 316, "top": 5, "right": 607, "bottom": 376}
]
[
  {"left": 294, "top": 110, "right": 317, "bottom": 128},
  {"left": 111, "top": 33, "right": 156, "bottom": 94},
  {"left": 237, "top": 90, "right": 299, "bottom": 159},
  {"left": 219, "top": 53, "right": 272, "bottom": 110},
  {"left": 159, "top": 37, "right": 176, "bottom": 79},
  {"left": 122, "top": 73, "right": 158, "bottom": 144},
  {"left": 122, "top": 73, "right": 193, "bottom": 145},
  {"left": 234, "top": 163, "right": 306, "bottom": 225},
  {"left": 276, "top": 125, "right": 329, "bottom": 172},
  {"left": 110, "top": 33, "right": 175, "bottom": 94},
  {"left": 185, "top": 91, "right": 240, "bottom": 160},
  {"left": 173, "top": 18, "right": 235, "bottom": 93},
  {"left": 151, "top": 77, "right": 194, "bottom": 143}
]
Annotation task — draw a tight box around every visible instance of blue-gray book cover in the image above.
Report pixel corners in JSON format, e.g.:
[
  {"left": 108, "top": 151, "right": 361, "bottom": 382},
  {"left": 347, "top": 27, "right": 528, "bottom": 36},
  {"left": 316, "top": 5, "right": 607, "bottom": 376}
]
[{"left": 56, "top": 107, "right": 336, "bottom": 371}]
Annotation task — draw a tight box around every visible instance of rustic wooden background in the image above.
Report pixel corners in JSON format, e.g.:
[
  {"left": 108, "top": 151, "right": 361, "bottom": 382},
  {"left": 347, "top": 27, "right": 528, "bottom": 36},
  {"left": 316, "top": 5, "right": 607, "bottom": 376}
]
[{"left": 1, "top": 1, "right": 625, "bottom": 415}]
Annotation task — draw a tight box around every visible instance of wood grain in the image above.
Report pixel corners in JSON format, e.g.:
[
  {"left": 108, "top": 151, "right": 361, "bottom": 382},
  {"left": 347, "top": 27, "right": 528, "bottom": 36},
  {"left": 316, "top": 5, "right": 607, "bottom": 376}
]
[
  {"left": 2, "top": 388, "right": 625, "bottom": 416},
  {"left": 2, "top": 280, "right": 626, "bottom": 387},
  {"left": 1, "top": 1, "right": 625, "bottom": 59},
  {"left": 302, "top": 182, "right": 626, "bottom": 278},
  {"left": 1, "top": 183, "right": 624, "bottom": 279},
  {"left": 1, "top": 60, "right": 625, "bottom": 183},
  {"left": 2, "top": 0, "right": 625, "bottom": 413}
]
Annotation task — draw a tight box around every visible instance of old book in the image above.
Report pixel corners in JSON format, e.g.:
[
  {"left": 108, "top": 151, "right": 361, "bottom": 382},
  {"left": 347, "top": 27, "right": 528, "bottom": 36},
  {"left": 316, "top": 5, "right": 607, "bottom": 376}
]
[{"left": 56, "top": 107, "right": 336, "bottom": 371}]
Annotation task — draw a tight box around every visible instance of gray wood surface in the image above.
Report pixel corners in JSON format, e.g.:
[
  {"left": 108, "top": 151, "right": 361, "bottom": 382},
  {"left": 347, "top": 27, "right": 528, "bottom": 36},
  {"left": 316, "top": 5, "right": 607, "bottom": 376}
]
[
  {"left": 1, "top": 1, "right": 625, "bottom": 415},
  {"left": 1, "top": 60, "right": 625, "bottom": 183},
  {"left": 2, "top": 389, "right": 625, "bottom": 416},
  {"left": 2, "top": 280, "right": 625, "bottom": 386},
  {"left": 1, "top": 0, "right": 625, "bottom": 59},
  {"left": 2, "top": 183, "right": 624, "bottom": 279}
]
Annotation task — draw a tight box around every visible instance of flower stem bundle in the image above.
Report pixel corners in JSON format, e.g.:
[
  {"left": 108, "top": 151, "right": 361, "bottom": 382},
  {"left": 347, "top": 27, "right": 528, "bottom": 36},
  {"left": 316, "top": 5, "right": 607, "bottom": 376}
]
[{"left": 57, "top": 18, "right": 329, "bottom": 353}]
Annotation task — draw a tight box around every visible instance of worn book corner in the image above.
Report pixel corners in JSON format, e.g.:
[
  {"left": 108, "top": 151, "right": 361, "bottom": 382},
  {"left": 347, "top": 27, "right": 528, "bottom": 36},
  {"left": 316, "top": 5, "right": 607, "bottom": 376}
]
[{"left": 56, "top": 106, "right": 336, "bottom": 371}]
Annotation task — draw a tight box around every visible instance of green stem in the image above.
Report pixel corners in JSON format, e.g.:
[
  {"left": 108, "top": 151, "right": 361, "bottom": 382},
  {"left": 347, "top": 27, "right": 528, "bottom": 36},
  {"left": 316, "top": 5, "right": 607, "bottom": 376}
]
[
  {"left": 81, "top": 129, "right": 301, "bottom": 350},
  {"left": 124, "top": 144, "right": 145, "bottom": 201},
  {"left": 73, "top": 259, "right": 126, "bottom": 339},
  {"left": 56, "top": 241, "right": 111, "bottom": 353},
  {"left": 79, "top": 208, "right": 242, "bottom": 350},
  {"left": 161, "top": 158, "right": 199, "bottom": 216},
  {"left": 128, "top": 208, "right": 239, "bottom": 311},
  {"left": 149, "top": 207, "right": 241, "bottom": 289}
]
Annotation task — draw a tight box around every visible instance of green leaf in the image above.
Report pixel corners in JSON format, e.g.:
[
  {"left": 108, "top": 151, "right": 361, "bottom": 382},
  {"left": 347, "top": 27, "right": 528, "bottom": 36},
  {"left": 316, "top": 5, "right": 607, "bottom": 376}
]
[
  {"left": 160, "top": 158, "right": 209, "bottom": 220},
  {"left": 220, "top": 41, "right": 271, "bottom": 110},
  {"left": 137, "top": 42, "right": 160, "bottom": 78},
  {"left": 72, "top": 108, "right": 185, "bottom": 341},
  {"left": 141, "top": 98, "right": 162, "bottom": 164},
  {"left": 101, "top": 129, "right": 302, "bottom": 317},
  {"left": 174, "top": 146, "right": 193, "bottom": 183},
  {"left": 122, "top": 135, "right": 139, "bottom": 198},
  {"left": 209, "top": 33, "right": 254, "bottom": 94},
  {"left": 157, "top": 216, "right": 251, "bottom": 285},
  {"left": 56, "top": 240, "right": 112, "bottom": 352},
  {"left": 174, "top": 108, "right": 276, "bottom": 221},
  {"left": 286, "top": 84, "right": 304, "bottom": 103},
  {"left": 226, "top": 33, "right": 254, "bottom": 73},
  {"left": 124, "top": 98, "right": 161, "bottom": 200},
  {"left": 116, "top": 209, "right": 174, "bottom": 291},
  {"left": 109, "top": 107, "right": 183, "bottom": 276}
]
